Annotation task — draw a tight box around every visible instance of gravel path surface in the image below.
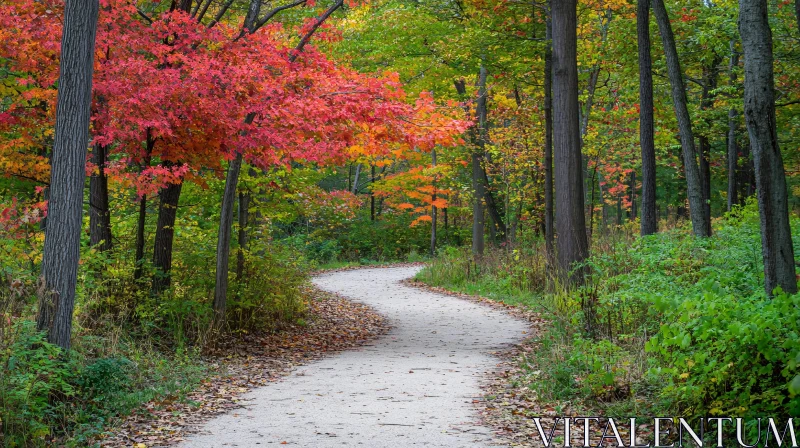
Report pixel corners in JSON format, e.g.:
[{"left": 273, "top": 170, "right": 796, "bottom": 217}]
[{"left": 179, "top": 266, "right": 528, "bottom": 447}]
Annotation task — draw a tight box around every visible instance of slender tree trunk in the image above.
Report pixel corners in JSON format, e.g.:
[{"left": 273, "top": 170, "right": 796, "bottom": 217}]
[
  {"left": 36, "top": 0, "right": 99, "bottom": 351},
  {"left": 638, "top": 0, "right": 657, "bottom": 235},
  {"left": 472, "top": 66, "right": 488, "bottom": 257},
  {"left": 727, "top": 42, "right": 740, "bottom": 212},
  {"left": 89, "top": 143, "right": 112, "bottom": 251},
  {"left": 739, "top": 0, "right": 798, "bottom": 295},
  {"left": 544, "top": 2, "right": 555, "bottom": 260},
  {"left": 652, "top": 0, "right": 709, "bottom": 237},
  {"left": 213, "top": 153, "right": 243, "bottom": 322},
  {"left": 629, "top": 171, "right": 637, "bottom": 221},
  {"left": 430, "top": 149, "right": 437, "bottom": 257},
  {"left": 698, "top": 58, "right": 720, "bottom": 235},
  {"left": 134, "top": 194, "right": 147, "bottom": 280},
  {"left": 370, "top": 165, "right": 376, "bottom": 221},
  {"left": 236, "top": 190, "right": 249, "bottom": 281},
  {"left": 552, "top": 0, "right": 589, "bottom": 283},
  {"left": 152, "top": 177, "right": 183, "bottom": 294},
  {"left": 351, "top": 164, "right": 361, "bottom": 194}
]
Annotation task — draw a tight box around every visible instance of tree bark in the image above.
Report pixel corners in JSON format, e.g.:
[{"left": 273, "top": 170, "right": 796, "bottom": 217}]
[
  {"left": 370, "top": 165, "right": 376, "bottom": 221},
  {"left": 472, "top": 66, "right": 488, "bottom": 257},
  {"left": 152, "top": 177, "right": 183, "bottom": 294},
  {"left": 552, "top": 0, "right": 589, "bottom": 283},
  {"left": 638, "top": 0, "right": 657, "bottom": 235},
  {"left": 652, "top": 0, "right": 709, "bottom": 237},
  {"left": 698, "top": 58, "right": 720, "bottom": 235},
  {"left": 236, "top": 190, "right": 249, "bottom": 281},
  {"left": 544, "top": 1, "right": 555, "bottom": 259},
  {"left": 89, "top": 143, "right": 112, "bottom": 251},
  {"left": 727, "top": 42, "right": 740, "bottom": 212},
  {"left": 36, "top": 0, "right": 99, "bottom": 351},
  {"left": 430, "top": 149, "right": 437, "bottom": 257},
  {"left": 134, "top": 194, "right": 147, "bottom": 280},
  {"left": 213, "top": 153, "right": 244, "bottom": 323},
  {"left": 739, "top": 0, "right": 798, "bottom": 295}
]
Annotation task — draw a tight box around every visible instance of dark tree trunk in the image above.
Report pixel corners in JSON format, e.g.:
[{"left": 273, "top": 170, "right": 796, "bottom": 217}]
[
  {"left": 552, "top": 0, "right": 589, "bottom": 283},
  {"left": 36, "top": 0, "right": 99, "bottom": 351},
  {"left": 739, "top": 0, "right": 798, "bottom": 295},
  {"left": 370, "top": 165, "right": 376, "bottom": 221},
  {"left": 430, "top": 149, "right": 437, "bottom": 257},
  {"left": 652, "top": 0, "right": 709, "bottom": 237},
  {"left": 727, "top": 42, "right": 740, "bottom": 212},
  {"left": 134, "top": 194, "right": 147, "bottom": 280},
  {"left": 698, "top": 58, "right": 720, "bottom": 235},
  {"left": 152, "top": 178, "right": 183, "bottom": 294},
  {"left": 629, "top": 171, "right": 637, "bottom": 221},
  {"left": 544, "top": 1, "right": 555, "bottom": 259},
  {"left": 472, "top": 67, "right": 488, "bottom": 256},
  {"left": 236, "top": 190, "right": 249, "bottom": 281},
  {"left": 89, "top": 144, "right": 112, "bottom": 251},
  {"left": 638, "top": 0, "right": 657, "bottom": 236},
  {"left": 213, "top": 153, "right": 243, "bottom": 323}
]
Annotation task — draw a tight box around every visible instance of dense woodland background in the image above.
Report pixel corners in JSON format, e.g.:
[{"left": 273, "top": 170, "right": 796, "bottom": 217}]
[{"left": 1, "top": 0, "right": 799, "bottom": 445}]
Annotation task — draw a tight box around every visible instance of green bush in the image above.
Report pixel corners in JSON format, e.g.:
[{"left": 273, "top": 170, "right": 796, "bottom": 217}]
[{"left": 647, "top": 286, "right": 800, "bottom": 418}]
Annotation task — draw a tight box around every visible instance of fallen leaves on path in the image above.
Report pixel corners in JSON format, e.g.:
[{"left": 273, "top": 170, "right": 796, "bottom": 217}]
[{"left": 98, "top": 286, "right": 388, "bottom": 447}]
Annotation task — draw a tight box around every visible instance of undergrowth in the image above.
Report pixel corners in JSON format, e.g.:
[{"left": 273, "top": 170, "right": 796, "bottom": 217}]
[{"left": 416, "top": 201, "right": 800, "bottom": 425}]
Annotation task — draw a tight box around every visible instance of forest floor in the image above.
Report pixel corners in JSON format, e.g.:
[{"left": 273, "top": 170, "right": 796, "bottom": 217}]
[{"left": 173, "top": 266, "right": 530, "bottom": 447}]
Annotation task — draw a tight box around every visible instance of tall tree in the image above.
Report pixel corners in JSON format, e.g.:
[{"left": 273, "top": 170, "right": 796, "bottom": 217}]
[
  {"left": 726, "top": 41, "right": 740, "bottom": 212},
  {"left": 638, "top": 0, "right": 657, "bottom": 236},
  {"left": 552, "top": 0, "right": 588, "bottom": 282},
  {"left": 544, "top": 1, "right": 555, "bottom": 258},
  {"left": 652, "top": 0, "right": 709, "bottom": 237},
  {"left": 739, "top": 0, "right": 798, "bottom": 295},
  {"left": 472, "top": 67, "right": 488, "bottom": 256},
  {"left": 36, "top": 0, "right": 100, "bottom": 350},
  {"left": 89, "top": 144, "right": 112, "bottom": 250},
  {"left": 430, "top": 149, "right": 437, "bottom": 257}
]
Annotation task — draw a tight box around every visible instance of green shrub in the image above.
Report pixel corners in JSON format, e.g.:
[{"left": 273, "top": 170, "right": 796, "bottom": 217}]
[{"left": 647, "top": 286, "right": 800, "bottom": 418}]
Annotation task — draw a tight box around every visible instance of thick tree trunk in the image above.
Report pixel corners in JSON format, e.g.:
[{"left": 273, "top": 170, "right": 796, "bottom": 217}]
[
  {"left": 739, "top": 0, "right": 798, "bottom": 295},
  {"left": 652, "top": 0, "right": 709, "bottom": 237},
  {"left": 552, "top": 0, "right": 589, "bottom": 283},
  {"left": 430, "top": 149, "right": 437, "bottom": 257},
  {"left": 152, "top": 178, "right": 183, "bottom": 294},
  {"left": 727, "top": 42, "right": 740, "bottom": 212},
  {"left": 638, "top": 0, "right": 657, "bottom": 235},
  {"left": 213, "top": 153, "right": 243, "bottom": 323},
  {"left": 544, "top": 2, "right": 555, "bottom": 259},
  {"left": 472, "top": 66, "right": 488, "bottom": 257},
  {"left": 89, "top": 143, "right": 112, "bottom": 251},
  {"left": 36, "top": 0, "right": 99, "bottom": 351}
]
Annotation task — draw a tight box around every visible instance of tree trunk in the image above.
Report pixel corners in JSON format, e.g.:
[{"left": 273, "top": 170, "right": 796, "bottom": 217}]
[
  {"left": 638, "top": 0, "right": 657, "bottom": 235},
  {"left": 430, "top": 149, "right": 437, "bottom": 257},
  {"left": 552, "top": 0, "right": 589, "bottom": 283},
  {"left": 370, "top": 165, "right": 376, "bottom": 221},
  {"left": 739, "top": 0, "right": 798, "bottom": 295},
  {"left": 152, "top": 177, "right": 183, "bottom": 294},
  {"left": 213, "top": 153, "right": 243, "bottom": 323},
  {"left": 727, "top": 41, "right": 740, "bottom": 212},
  {"left": 134, "top": 194, "right": 147, "bottom": 280},
  {"left": 652, "top": 0, "right": 709, "bottom": 237},
  {"left": 472, "top": 67, "right": 488, "bottom": 257},
  {"left": 629, "top": 171, "right": 637, "bottom": 221},
  {"left": 698, "top": 58, "right": 720, "bottom": 235},
  {"left": 351, "top": 164, "right": 361, "bottom": 194},
  {"left": 236, "top": 190, "right": 249, "bottom": 281},
  {"left": 544, "top": 1, "right": 555, "bottom": 260},
  {"left": 36, "top": 0, "right": 99, "bottom": 351},
  {"left": 89, "top": 143, "right": 112, "bottom": 251}
]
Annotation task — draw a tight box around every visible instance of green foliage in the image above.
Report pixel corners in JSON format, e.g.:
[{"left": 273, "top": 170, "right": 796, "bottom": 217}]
[{"left": 417, "top": 202, "right": 800, "bottom": 420}]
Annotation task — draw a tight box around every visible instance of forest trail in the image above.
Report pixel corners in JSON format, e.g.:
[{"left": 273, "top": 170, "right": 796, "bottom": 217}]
[{"left": 179, "top": 266, "right": 529, "bottom": 447}]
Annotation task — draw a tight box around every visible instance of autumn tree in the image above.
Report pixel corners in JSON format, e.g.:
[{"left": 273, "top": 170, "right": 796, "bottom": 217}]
[{"left": 36, "top": 0, "right": 100, "bottom": 350}]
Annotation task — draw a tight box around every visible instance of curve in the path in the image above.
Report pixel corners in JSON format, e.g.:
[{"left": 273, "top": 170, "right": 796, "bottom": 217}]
[{"left": 179, "top": 266, "right": 529, "bottom": 447}]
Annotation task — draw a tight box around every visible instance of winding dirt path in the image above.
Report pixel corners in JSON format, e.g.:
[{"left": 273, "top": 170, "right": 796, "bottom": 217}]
[{"left": 179, "top": 266, "right": 528, "bottom": 447}]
